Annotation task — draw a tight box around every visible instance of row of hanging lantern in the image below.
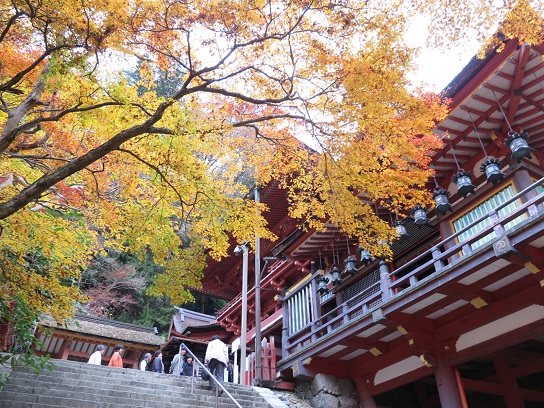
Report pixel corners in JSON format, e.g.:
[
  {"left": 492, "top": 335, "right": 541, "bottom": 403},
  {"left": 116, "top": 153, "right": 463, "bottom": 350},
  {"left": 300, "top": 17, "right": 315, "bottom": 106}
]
[
  {"left": 316, "top": 221, "right": 414, "bottom": 295},
  {"left": 315, "top": 200, "right": 436, "bottom": 296},
  {"left": 316, "top": 235, "right": 372, "bottom": 295},
  {"left": 432, "top": 95, "right": 534, "bottom": 216},
  {"left": 317, "top": 98, "right": 535, "bottom": 297},
  {"left": 316, "top": 201, "right": 439, "bottom": 295}
]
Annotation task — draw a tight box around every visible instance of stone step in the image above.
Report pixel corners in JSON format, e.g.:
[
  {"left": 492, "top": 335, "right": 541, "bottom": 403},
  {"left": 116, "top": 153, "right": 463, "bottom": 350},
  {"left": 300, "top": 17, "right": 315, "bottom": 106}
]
[
  {"left": 40, "top": 360, "right": 254, "bottom": 393},
  {"left": 0, "top": 390, "right": 247, "bottom": 408},
  {"left": 0, "top": 359, "right": 274, "bottom": 408},
  {"left": 2, "top": 378, "right": 260, "bottom": 407},
  {"left": 7, "top": 369, "right": 256, "bottom": 399},
  {"left": 18, "top": 361, "right": 252, "bottom": 386}
]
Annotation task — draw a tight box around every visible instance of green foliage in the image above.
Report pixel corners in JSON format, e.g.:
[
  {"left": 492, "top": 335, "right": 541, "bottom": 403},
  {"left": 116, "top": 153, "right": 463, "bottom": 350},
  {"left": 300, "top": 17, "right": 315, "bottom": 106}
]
[
  {"left": 183, "top": 292, "right": 227, "bottom": 316},
  {"left": 0, "top": 295, "right": 54, "bottom": 387},
  {"left": 81, "top": 248, "right": 225, "bottom": 335}
]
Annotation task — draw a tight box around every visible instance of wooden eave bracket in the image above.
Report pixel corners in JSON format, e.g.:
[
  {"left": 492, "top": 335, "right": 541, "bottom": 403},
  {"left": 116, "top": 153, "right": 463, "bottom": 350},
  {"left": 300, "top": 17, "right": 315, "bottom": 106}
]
[
  {"left": 524, "top": 261, "right": 544, "bottom": 286},
  {"left": 441, "top": 283, "right": 494, "bottom": 309}
]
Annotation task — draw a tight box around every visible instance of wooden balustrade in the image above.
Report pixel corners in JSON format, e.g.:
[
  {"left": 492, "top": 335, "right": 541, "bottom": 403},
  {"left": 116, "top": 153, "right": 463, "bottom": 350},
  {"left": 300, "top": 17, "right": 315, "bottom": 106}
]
[{"left": 281, "top": 176, "right": 544, "bottom": 358}]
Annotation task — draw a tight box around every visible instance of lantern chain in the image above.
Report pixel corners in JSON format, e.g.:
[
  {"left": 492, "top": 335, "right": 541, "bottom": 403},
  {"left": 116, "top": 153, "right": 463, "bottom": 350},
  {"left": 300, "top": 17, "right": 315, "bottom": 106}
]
[{"left": 492, "top": 90, "right": 514, "bottom": 133}]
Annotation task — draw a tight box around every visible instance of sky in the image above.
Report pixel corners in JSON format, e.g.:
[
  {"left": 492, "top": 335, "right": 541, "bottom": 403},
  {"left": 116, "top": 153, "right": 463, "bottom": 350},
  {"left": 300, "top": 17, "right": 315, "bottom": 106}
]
[
  {"left": 409, "top": 45, "right": 479, "bottom": 93},
  {"left": 406, "top": 16, "right": 483, "bottom": 93}
]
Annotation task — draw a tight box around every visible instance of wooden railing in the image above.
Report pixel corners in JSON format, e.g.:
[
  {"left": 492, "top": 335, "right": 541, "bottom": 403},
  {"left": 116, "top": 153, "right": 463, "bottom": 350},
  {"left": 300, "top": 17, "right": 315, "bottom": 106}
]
[
  {"left": 281, "top": 177, "right": 544, "bottom": 358},
  {"left": 247, "top": 337, "right": 277, "bottom": 385}
]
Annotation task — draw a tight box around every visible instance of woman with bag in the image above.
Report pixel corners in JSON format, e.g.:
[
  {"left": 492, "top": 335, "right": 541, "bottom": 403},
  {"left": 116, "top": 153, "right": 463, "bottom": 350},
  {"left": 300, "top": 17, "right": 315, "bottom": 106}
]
[{"left": 204, "top": 335, "right": 228, "bottom": 394}]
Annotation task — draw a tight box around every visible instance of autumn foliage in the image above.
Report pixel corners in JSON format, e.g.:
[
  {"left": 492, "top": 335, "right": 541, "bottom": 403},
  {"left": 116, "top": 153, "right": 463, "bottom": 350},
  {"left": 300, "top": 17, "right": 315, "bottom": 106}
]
[{"left": 1, "top": 0, "right": 541, "bottom": 323}]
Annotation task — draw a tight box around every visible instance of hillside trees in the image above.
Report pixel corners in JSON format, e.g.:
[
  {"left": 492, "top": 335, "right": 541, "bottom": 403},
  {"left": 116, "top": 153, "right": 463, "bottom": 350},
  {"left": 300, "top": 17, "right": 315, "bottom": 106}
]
[
  {"left": 79, "top": 249, "right": 225, "bottom": 333},
  {"left": 1, "top": 0, "right": 541, "bottom": 326}
]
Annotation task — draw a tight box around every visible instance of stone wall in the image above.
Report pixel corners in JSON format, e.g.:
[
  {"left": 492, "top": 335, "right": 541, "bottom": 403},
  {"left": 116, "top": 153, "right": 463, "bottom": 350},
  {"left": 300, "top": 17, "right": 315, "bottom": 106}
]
[{"left": 295, "top": 373, "right": 359, "bottom": 408}]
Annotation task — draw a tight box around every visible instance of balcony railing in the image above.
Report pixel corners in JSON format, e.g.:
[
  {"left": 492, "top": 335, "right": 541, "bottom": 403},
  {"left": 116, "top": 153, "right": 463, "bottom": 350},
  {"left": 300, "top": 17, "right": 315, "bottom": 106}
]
[{"left": 281, "top": 177, "right": 544, "bottom": 359}]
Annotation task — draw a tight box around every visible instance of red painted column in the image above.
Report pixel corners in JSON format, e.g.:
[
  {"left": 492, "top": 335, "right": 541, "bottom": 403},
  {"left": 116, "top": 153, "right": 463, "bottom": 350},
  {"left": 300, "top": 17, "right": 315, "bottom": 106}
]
[
  {"left": 453, "top": 367, "right": 469, "bottom": 408},
  {"left": 60, "top": 340, "right": 71, "bottom": 360},
  {"left": 435, "top": 353, "right": 464, "bottom": 408},
  {"left": 131, "top": 357, "right": 139, "bottom": 369},
  {"left": 493, "top": 356, "right": 524, "bottom": 408},
  {"left": 353, "top": 377, "right": 377, "bottom": 408}
]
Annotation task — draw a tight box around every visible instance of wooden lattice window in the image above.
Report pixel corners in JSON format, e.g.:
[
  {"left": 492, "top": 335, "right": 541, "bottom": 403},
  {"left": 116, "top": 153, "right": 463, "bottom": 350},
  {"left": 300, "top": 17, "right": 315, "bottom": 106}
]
[
  {"left": 342, "top": 268, "right": 381, "bottom": 317},
  {"left": 453, "top": 184, "right": 527, "bottom": 251}
]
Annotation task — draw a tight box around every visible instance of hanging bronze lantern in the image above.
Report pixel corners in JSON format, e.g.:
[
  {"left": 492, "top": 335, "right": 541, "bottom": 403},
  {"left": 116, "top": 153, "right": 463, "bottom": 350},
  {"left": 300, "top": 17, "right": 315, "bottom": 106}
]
[
  {"left": 505, "top": 131, "right": 534, "bottom": 163},
  {"left": 316, "top": 275, "right": 330, "bottom": 295},
  {"left": 480, "top": 157, "right": 504, "bottom": 185},
  {"left": 452, "top": 170, "right": 476, "bottom": 197},
  {"left": 344, "top": 255, "right": 358, "bottom": 276},
  {"left": 433, "top": 187, "right": 453, "bottom": 215},
  {"left": 357, "top": 247, "right": 373, "bottom": 266},
  {"left": 393, "top": 221, "right": 408, "bottom": 243},
  {"left": 330, "top": 265, "right": 343, "bottom": 285},
  {"left": 411, "top": 205, "right": 430, "bottom": 226}
]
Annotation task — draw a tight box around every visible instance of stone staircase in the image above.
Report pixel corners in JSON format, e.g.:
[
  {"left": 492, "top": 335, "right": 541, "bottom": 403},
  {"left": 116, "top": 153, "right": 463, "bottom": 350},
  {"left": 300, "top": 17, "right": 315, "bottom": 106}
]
[{"left": 0, "top": 358, "right": 286, "bottom": 408}]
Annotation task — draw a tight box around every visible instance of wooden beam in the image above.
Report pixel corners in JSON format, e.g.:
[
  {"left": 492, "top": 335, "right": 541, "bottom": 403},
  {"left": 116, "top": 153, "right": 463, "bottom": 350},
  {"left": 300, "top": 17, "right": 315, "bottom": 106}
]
[
  {"left": 435, "top": 284, "right": 544, "bottom": 342},
  {"left": 347, "top": 341, "right": 416, "bottom": 377},
  {"left": 462, "top": 377, "right": 505, "bottom": 395},
  {"left": 449, "top": 316, "right": 544, "bottom": 366},
  {"left": 520, "top": 388, "right": 544, "bottom": 403},
  {"left": 390, "top": 313, "right": 435, "bottom": 333},
  {"left": 511, "top": 355, "right": 544, "bottom": 379},
  {"left": 463, "top": 377, "right": 544, "bottom": 403},
  {"left": 353, "top": 377, "right": 377, "bottom": 408},
  {"left": 493, "top": 355, "right": 525, "bottom": 408},
  {"left": 435, "top": 352, "right": 466, "bottom": 408},
  {"left": 505, "top": 45, "right": 531, "bottom": 132},
  {"left": 368, "top": 366, "right": 433, "bottom": 397},
  {"left": 59, "top": 339, "right": 70, "bottom": 360},
  {"left": 439, "top": 283, "right": 494, "bottom": 309}
]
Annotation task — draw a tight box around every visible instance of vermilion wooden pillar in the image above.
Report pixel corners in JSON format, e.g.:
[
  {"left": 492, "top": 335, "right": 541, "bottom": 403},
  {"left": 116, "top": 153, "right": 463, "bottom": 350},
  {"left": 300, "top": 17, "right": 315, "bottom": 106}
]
[
  {"left": 435, "top": 353, "right": 464, "bottom": 408},
  {"left": 354, "top": 377, "right": 377, "bottom": 408},
  {"left": 493, "top": 356, "right": 524, "bottom": 408},
  {"left": 131, "top": 357, "right": 139, "bottom": 369},
  {"left": 60, "top": 340, "right": 71, "bottom": 360}
]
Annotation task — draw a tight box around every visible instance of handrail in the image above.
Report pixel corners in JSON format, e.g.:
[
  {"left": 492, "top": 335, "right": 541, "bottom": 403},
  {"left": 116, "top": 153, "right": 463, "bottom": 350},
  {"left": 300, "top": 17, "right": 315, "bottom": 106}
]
[
  {"left": 445, "top": 175, "right": 544, "bottom": 244},
  {"left": 281, "top": 176, "right": 544, "bottom": 355},
  {"left": 181, "top": 343, "right": 242, "bottom": 408}
]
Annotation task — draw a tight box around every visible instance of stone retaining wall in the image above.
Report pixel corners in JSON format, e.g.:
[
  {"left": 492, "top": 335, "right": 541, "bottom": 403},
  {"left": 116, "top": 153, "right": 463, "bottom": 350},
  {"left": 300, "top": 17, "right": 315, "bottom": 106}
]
[{"left": 295, "top": 373, "right": 359, "bottom": 408}]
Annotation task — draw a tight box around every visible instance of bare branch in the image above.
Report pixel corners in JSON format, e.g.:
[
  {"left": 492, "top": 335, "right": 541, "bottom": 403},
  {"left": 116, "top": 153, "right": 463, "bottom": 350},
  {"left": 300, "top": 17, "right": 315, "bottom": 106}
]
[{"left": 116, "top": 147, "right": 188, "bottom": 214}]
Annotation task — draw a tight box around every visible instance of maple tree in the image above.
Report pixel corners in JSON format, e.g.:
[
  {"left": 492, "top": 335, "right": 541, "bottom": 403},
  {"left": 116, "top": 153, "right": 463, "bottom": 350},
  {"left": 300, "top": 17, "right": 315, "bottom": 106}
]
[
  {"left": 0, "top": 0, "right": 541, "bottom": 328},
  {"left": 80, "top": 256, "right": 145, "bottom": 319}
]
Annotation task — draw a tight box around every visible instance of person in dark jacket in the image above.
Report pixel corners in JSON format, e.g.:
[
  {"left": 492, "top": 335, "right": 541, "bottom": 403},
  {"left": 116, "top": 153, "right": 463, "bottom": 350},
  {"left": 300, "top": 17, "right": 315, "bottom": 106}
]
[
  {"left": 169, "top": 346, "right": 187, "bottom": 375},
  {"left": 181, "top": 356, "right": 194, "bottom": 376},
  {"left": 227, "top": 360, "right": 234, "bottom": 382},
  {"left": 152, "top": 350, "right": 164, "bottom": 373}
]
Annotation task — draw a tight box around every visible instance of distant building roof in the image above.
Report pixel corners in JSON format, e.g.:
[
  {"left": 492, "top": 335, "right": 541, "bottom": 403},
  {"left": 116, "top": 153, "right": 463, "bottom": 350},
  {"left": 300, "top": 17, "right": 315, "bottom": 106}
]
[
  {"left": 41, "top": 314, "right": 163, "bottom": 346},
  {"left": 172, "top": 307, "right": 216, "bottom": 334}
]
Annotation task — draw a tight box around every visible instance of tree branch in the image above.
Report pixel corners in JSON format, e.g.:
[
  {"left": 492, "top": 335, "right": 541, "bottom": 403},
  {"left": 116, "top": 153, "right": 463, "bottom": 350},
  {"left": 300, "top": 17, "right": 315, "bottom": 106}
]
[
  {"left": 116, "top": 147, "right": 189, "bottom": 213},
  {"left": 0, "top": 102, "right": 173, "bottom": 219}
]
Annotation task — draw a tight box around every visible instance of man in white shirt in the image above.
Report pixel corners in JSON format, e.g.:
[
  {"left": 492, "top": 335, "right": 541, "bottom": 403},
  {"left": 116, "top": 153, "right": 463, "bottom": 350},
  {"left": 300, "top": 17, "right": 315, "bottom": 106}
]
[
  {"left": 205, "top": 335, "right": 228, "bottom": 394},
  {"left": 88, "top": 344, "right": 105, "bottom": 365},
  {"left": 140, "top": 353, "right": 152, "bottom": 371}
]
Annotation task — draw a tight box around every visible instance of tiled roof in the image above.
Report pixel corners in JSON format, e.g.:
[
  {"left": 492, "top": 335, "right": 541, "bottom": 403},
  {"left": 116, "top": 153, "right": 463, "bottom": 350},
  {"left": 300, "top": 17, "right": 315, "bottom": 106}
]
[
  {"left": 172, "top": 308, "right": 216, "bottom": 334},
  {"left": 41, "top": 314, "right": 163, "bottom": 346}
]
